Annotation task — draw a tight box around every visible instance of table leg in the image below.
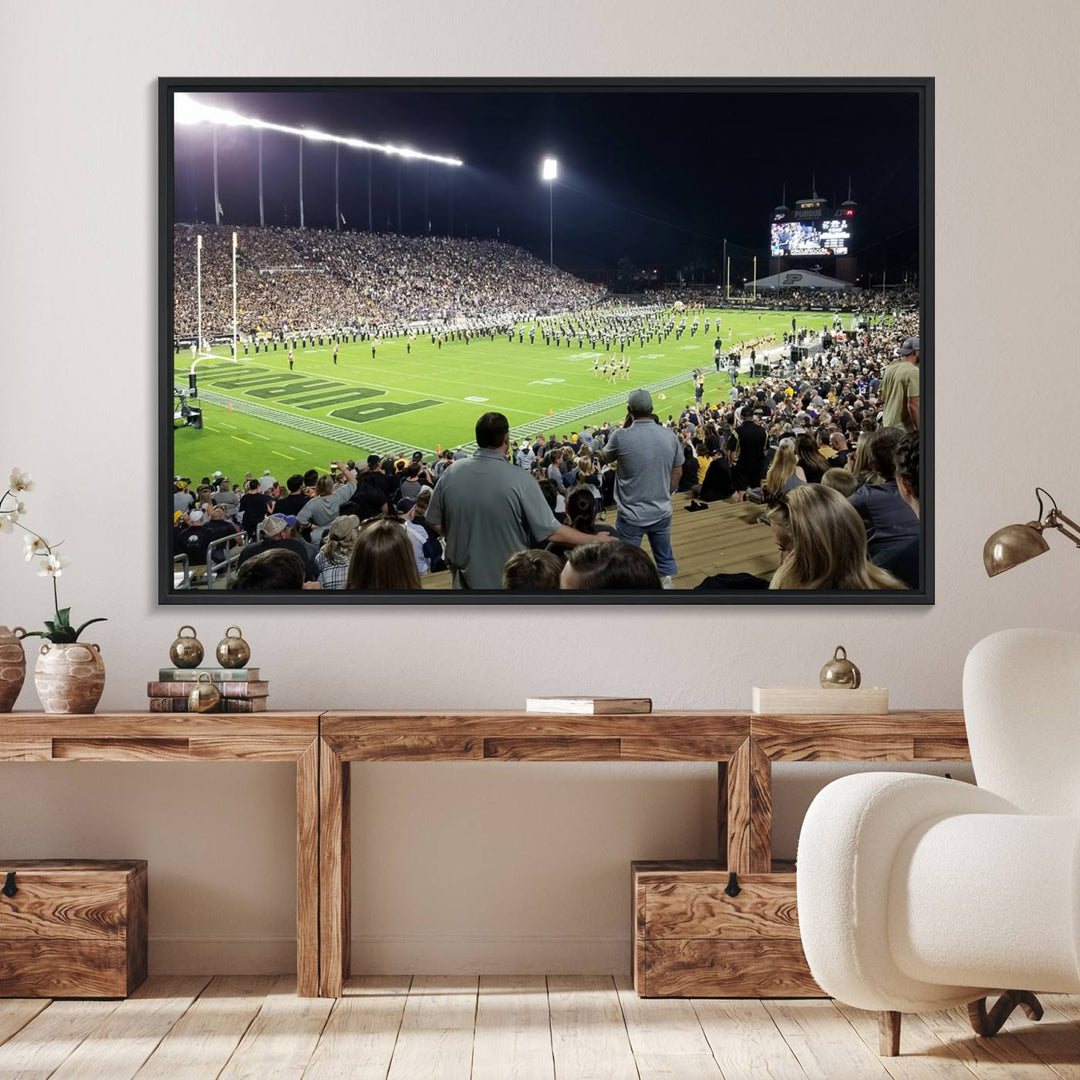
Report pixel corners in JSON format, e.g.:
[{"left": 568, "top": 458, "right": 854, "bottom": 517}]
[
  {"left": 319, "top": 738, "right": 351, "bottom": 997},
  {"left": 296, "top": 738, "right": 320, "bottom": 997},
  {"left": 717, "top": 760, "right": 728, "bottom": 869},
  {"left": 726, "top": 738, "right": 772, "bottom": 874}
]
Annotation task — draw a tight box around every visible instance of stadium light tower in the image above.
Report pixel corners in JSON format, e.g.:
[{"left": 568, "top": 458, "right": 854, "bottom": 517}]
[
  {"left": 232, "top": 231, "right": 238, "bottom": 360},
  {"left": 298, "top": 136, "right": 305, "bottom": 229},
  {"left": 257, "top": 129, "right": 265, "bottom": 227},
  {"left": 196, "top": 233, "right": 204, "bottom": 353},
  {"left": 541, "top": 157, "right": 557, "bottom": 266},
  {"left": 213, "top": 128, "right": 220, "bottom": 225}
]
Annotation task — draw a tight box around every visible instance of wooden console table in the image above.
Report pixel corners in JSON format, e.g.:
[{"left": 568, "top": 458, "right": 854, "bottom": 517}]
[
  {"left": 318, "top": 708, "right": 969, "bottom": 998},
  {"left": 1, "top": 708, "right": 971, "bottom": 999},
  {"left": 0, "top": 712, "right": 321, "bottom": 997}
]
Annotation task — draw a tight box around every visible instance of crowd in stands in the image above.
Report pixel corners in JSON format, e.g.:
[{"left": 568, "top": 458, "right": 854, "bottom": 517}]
[
  {"left": 652, "top": 284, "right": 919, "bottom": 316},
  {"left": 172, "top": 299, "right": 922, "bottom": 592},
  {"left": 173, "top": 225, "right": 606, "bottom": 340}
]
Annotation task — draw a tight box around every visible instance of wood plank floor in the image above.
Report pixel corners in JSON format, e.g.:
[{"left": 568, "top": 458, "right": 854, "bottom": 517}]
[{"left": 1, "top": 976, "right": 1077, "bottom": 1080}]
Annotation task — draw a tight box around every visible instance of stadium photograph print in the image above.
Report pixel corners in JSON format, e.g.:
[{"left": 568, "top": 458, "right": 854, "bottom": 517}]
[{"left": 159, "top": 78, "right": 933, "bottom": 605}]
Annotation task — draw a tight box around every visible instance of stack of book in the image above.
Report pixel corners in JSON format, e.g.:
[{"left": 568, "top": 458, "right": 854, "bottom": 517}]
[{"left": 148, "top": 668, "right": 269, "bottom": 712}]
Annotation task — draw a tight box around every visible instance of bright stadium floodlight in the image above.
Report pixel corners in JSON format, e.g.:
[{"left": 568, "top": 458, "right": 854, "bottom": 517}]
[
  {"left": 173, "top": 92, "right": 464, "bottom": 167},
  {"left": 541, "top": 157, "right": 558, "bottom": 265}
]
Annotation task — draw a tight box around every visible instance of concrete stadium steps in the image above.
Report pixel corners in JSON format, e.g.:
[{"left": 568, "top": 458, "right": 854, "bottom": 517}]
[{"left": 419, "top": 493, "right": 778, "bottom": 591}]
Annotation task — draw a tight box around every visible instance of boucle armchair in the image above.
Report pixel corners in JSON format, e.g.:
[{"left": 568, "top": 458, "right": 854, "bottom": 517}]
[{"left": 796, "top": 628, "right": 1080, "bottom": 1055}]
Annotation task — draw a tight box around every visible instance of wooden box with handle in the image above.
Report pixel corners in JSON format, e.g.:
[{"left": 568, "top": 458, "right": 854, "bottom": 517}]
[
  {"left": 632, "top": 860, "right": 821, "bottom": 997},
  {"left": 0, "top": 859, "right": 148, "bottom": 997}
]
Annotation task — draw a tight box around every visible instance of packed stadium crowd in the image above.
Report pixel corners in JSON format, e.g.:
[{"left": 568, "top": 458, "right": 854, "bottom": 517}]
[
  {"left": 172, "top": 301, "right": 922, "bottom": 592},
  {"left": 665, "top": 284, "right": 919, "bottom": 315},
  {"left": 173, "top": 225, "right": 606, "bottom": 339}
]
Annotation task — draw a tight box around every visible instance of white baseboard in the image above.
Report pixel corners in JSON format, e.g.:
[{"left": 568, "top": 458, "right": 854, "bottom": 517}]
[{"left": 148, "top": 935, "right": 630, "bottom": 975}]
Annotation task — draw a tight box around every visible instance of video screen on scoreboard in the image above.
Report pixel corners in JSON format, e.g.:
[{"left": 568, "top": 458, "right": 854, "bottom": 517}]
[{"left": 770, "top": 219, "right": 851, "bottom": 257}]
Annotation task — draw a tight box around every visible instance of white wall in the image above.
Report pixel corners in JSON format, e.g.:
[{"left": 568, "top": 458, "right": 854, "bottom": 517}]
[{"left": 2, "top": 0, "right": 1077, "bottom": 974}]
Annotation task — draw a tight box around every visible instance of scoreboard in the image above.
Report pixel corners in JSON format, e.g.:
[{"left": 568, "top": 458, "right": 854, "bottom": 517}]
[{"left": 771, "top": 218, "right": 852, "bottom": 257}]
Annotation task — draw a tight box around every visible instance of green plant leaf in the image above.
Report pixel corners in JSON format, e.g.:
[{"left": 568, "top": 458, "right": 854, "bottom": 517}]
[
  {"left": 55, "top": 607, "right": 71, "bottom": 626},
  {"left": 72, "top": 618, "right": 107, "bottom": 641}
]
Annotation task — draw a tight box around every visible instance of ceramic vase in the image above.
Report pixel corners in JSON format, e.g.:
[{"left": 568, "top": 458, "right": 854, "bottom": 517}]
[
  {"left": 34, "top": 642, "right": 106, "bottom": 714},
  {"left": 0, "top": 626, "right": 27, "bottom": 712}
]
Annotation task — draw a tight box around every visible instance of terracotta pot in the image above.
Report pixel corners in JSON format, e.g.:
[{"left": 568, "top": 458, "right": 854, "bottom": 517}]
[
  {"left": 0, "top": 626, "right": 27, "bottom": 713},
  {"left": 34, "top": 642, "right": 106, "bottom": 715}
]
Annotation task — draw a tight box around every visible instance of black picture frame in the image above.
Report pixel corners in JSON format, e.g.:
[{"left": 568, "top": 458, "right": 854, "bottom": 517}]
[{"left": 158, "top": 76, "right": 934, "bottom": 606}]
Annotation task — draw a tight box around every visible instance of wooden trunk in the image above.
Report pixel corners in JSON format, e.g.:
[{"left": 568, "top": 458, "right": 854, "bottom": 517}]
[
  {"left": 632, "top": 860, "right": 821, "bottom": 998},
  {"left": 0, "top": 859, "right": 148, "bottom": 997}
]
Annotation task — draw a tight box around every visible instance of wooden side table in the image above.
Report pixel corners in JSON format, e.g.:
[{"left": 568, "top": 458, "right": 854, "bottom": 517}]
[{"left": 0, "top": 712, "right": 321, "bottom": 997}]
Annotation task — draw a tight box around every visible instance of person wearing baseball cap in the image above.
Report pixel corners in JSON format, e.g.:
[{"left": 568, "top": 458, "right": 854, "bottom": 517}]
[
  {"left": 174, "top": 508, "right": 212, "bottom": 567},
  {"left": 236, "top": 513, "right": 318, "bottom": 582},
  {"left": 597, "top": 388, "right": 684, "bottom": 588},
  {"left": 881, "top": 335, "right": 920, "bottom": 432}
]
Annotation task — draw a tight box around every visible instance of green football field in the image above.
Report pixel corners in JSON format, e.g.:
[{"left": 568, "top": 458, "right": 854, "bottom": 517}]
[{"left": 172, "top": 307, "right": 838, "bottom": 482}]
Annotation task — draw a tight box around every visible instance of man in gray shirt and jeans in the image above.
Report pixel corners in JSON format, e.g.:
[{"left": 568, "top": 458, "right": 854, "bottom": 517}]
[
  {"left": 600, "top": 389, "right": 683, "bottom": 587},
  {"left": 428, "top": 412, "right": 612, "bottom": 589}
]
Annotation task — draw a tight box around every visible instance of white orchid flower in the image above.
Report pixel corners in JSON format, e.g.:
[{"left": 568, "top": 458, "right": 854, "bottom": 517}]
[
  {"left": 0, "top": 510, "right": 18, "bottom": 533},
  {"left": 23, "top": 534, "right": 49, "bottom": 560},
  {"left": 38, "top": 553, "right": 69, "bottom": 578},
  {"left": 8, "top": 469, "right": 33, "bottom": 493}
]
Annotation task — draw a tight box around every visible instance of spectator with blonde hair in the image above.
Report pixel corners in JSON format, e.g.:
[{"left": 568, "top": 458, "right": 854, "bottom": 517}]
[
  {"left": 745, "top": 440, "right": 805, "bottom": 504},
  {"left": 765, "top": 485, "right": 906, "bottom": 590}
]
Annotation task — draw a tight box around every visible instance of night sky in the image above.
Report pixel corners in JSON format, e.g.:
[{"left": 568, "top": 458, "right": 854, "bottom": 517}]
[{"left": 172, "top": 87, "right": 921, "bottom": 283}]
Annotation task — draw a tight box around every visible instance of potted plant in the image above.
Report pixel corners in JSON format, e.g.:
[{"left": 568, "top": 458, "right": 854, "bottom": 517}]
[{"left": 1, "top": 468, "right": 107, "bottom": 714}]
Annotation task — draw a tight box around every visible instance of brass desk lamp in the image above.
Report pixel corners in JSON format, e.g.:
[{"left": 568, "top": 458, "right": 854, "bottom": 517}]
[{"left": 984, "top": 488, "right": 1080, "bottom": 577}]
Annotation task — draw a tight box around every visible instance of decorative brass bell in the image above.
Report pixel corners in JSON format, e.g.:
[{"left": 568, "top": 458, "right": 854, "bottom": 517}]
[
  {"left": 169, "top": 625, "right": 204, "bottom": 669},
  {"left": 216, "top": 626, "right": 251, "bottom": 669},
  {"left": 188, "top": 672, "right": 221, "bottom": 713},
  {"left": 820, "top": 645, "right": 861, "bottom": 689}
]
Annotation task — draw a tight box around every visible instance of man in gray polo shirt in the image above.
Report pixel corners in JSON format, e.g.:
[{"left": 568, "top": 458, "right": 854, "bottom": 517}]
[
  {"left": 427, "top": 412, "right": 612, "bottom": 589},
  {"left": 599, "top": 389, "right": 683, "bottom": 587}
]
